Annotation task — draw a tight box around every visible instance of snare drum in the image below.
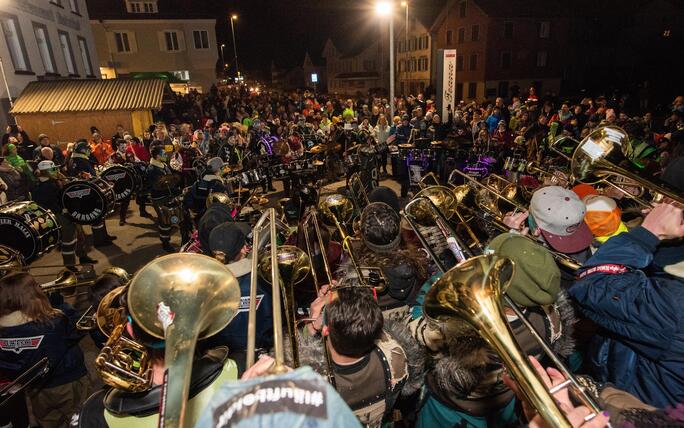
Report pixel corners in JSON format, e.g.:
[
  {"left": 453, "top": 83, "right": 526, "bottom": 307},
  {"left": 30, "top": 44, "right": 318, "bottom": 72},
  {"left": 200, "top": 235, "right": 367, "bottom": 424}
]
[
  {"left": 158, "top": 196, "right": 184, "bottom": 225},
  {"left": 270, "top": 164, "right": 289, "bottom": 180},
  {"left": 0, "top": 201, "right": 61, "bottom": 262},
  {"left": 100, "top": 164, "right": 136, "bottom": 202},
  {"left": 61, "top": 178, "right": 115, "bottom": 225}
]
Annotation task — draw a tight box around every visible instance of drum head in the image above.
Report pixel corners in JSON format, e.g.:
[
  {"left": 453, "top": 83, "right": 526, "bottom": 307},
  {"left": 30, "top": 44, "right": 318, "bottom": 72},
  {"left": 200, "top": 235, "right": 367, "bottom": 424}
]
[
  {"left": 101, "top": 165, "right": 135, "bottom": 201},
  {"left": 0, "top": 202, "right": 41, "bottom": 261},
  {"left": 61, "top": 180, "right": 109, "bottom": 224}
]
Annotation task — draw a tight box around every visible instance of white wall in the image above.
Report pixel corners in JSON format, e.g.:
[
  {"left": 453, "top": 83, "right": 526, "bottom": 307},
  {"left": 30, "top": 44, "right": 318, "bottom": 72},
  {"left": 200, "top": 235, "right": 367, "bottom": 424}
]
[
  {"left": 0, "top": 0, "right": 100, "bottom": 127},
  {"left": 90, "top": 19, "right": 218, "bottom": 92}
]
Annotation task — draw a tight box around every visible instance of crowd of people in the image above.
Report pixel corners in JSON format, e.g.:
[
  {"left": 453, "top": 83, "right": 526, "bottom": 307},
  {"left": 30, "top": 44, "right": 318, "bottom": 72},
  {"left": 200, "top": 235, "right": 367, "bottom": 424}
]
[{"left": 0, "top": 84, "right": 683, "bottom": 428}]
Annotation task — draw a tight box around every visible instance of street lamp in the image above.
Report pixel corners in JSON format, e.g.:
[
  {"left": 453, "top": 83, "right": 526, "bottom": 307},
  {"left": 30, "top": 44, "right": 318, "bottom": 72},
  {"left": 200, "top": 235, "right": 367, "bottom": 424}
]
[
  {"left": 229, "top": 14, "right": 240, "bottom": 79},
  {"left": 220, "top": 43, "right": 225, "bottom": 66},
  {"left": 375, "top": 2, "right": 395, "bottom": 117},
  {"left": 401, "top": 1, "right": 408, "bottom": 96}
]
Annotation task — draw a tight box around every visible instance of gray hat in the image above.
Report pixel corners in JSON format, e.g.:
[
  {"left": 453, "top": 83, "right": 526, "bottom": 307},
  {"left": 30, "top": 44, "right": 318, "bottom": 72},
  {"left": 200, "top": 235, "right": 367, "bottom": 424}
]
[{"left": 207, "top": 157, "right": 223, "bottom": 173}]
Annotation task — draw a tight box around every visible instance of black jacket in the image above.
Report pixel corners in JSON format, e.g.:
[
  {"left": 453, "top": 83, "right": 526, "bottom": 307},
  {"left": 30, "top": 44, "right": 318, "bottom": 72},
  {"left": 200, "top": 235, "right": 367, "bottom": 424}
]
[
  {"left": 32, "top": 179, "right": 62, "bottom": 214},
  {"left": 0, "top": 303, "right": 86, "bottom": 388}
]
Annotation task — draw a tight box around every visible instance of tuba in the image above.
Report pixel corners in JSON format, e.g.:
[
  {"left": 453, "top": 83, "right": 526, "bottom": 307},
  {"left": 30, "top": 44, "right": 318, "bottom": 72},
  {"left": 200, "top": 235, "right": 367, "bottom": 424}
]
[
  {"left": 127, "top": 254, "right": 241, "bottom": 428},
  {"left": 424, "top": 255, "right": 602, "bottom": 428}
]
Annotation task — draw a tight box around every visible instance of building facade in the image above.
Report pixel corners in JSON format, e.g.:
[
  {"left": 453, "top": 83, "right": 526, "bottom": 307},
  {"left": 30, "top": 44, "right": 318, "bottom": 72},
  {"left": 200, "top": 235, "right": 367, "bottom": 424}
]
[
  {"left": 396, "top": 16, "right": 432, "bottom": 96},
  {"left": 0, "top": 0, "right": 99, "bottom": 128},
  {"left": 322, "top": 39, "right": 386, "bottom": 96},
  {"left": 430, "top": 0, "right": 569, "bottom": 101},
  {"left": 86, "top": 0, "right": 218, "bottom": 92}
]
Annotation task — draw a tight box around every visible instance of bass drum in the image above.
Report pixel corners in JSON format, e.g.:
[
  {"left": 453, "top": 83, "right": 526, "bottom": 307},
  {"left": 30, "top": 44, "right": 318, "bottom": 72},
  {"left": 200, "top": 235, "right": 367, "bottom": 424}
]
[
  {"left": 100, "top": 164, "right": 136, "bottom": 202},
  {"left": 61, "top": 178, "right": 115, "bottom": 225},
  {"left": 0, "top": 201, "right": 61, "bottom": 262}
]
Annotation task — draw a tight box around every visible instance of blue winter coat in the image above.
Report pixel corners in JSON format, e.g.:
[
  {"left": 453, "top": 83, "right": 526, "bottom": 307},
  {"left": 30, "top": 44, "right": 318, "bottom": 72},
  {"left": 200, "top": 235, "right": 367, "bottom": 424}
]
[{"left": 568, "top": 226, "right": 684, "bottom": 408}]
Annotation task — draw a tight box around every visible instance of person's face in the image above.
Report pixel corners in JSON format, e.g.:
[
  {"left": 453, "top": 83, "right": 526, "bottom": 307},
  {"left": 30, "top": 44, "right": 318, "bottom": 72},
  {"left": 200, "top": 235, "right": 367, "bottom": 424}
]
[
  {"left": 644, "top": 112, "right": 652, "bottom": 122},
  {"left": 144, "top": 131, "right": 151, "bottom": 139},
  {"left": 116, "top": 126, "right": 124, "bottom": 134},
  {"left": 495, "top": 97, "right": 504, "bottom": 107},
  {"left": 561, "top": 104, "right": 569, "bottom": 113},
  {"left": 40, "top": 138, "right": 50, "bottom": 146}
]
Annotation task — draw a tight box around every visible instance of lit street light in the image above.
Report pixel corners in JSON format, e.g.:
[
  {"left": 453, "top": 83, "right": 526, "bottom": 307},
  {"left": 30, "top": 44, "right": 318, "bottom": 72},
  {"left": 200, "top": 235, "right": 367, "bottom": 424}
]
[
  {"left": 375, "top": 2, "right": 395, "bottom": 117},
  {"left": 230, "top": 14, "right": 240, "bottom": 79},
  {"left": 220, "top": 43, "right": 226, "bottom": 66}
]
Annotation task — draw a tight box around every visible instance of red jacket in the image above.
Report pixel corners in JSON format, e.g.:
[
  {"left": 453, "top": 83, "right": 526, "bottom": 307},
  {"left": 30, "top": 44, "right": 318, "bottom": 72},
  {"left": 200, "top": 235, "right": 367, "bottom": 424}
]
[{"left": 127, "top": 143, "right": 150, "bottom": 162}]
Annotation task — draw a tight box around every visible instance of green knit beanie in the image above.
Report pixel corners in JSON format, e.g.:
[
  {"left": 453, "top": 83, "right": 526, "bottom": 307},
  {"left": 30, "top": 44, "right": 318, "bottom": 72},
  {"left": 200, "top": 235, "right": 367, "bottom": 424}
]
[{"left": 487, "top": 233, "right": 560, "bottom": 307}]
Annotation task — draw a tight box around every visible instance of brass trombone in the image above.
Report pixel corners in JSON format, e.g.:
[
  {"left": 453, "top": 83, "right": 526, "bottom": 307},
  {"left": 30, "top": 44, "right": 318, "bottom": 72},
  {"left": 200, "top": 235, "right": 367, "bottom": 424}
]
[
  {"left": 571, "top": 125, "right": 684, "bottom": 208},
  {"left": 0, "top": 357, "right": 49, "bottom": 407},
  {"left": 447, "top": 169, "right": 582, "bottom": 271},
  {"left": 424, "top": 255, "right": 604, "bottom": 428},
  {"left": 317, "top": 193, "right": 387, "bottom": 290},
  {"left": 403, "top": 186, "right": 476, "bottom": 268},
  {"left": 349, "top": 172, "right": 370, "bottom": 212},
  {"left": 419, "top": 172, "right": 441, "bottom": 189},
  {"left": 246, "top": 208, "right": 290, "bottom": 373}
]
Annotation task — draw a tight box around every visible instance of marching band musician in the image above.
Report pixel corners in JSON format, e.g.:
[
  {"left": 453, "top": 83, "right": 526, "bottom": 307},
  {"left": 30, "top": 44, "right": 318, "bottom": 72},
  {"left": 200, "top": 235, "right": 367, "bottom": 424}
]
[
  {"left": 341, "top": 202, "right": 429, "bottom": 319},
  {"left": 0, "top": 272, "right": 89, "bottom": 428},
  {"left": 33, "top": 160, "right": 97, "bottom": 267},
  {"left": 74, "top": 300, "right": 238, "bottom": 427},
  {"left": 108, "top": 139, "right": 136, "bottom": 226},
  {"left": 68, "top": 140, "right": 117, "bottom": 248},
  {"left": 409, "top": 233, "right": 576, "bottom": 427},
  {"left": 147, "top": 145, "right": 181, "bottom": 252},
  {"left": 300, "top": 285, "right": 421, "bottom": 428},
  {"left": 201, "top": 222, "right": 273, "bottom": 374},
  {"left": 183, "top": 157, "right": 228, "bottom": 223}
]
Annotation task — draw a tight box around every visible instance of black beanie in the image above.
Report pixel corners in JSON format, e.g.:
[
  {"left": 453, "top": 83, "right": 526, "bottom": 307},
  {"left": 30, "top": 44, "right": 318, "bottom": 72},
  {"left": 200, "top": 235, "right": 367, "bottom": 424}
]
[
  {"left": 198, "top": 203, "right": 234, "bottom": 255},
  {"left": 209, "top": 222, "right": 250, "bottom": 261},
  {"left": 368, "top": 186, "right": 400, "bottom": 214}
]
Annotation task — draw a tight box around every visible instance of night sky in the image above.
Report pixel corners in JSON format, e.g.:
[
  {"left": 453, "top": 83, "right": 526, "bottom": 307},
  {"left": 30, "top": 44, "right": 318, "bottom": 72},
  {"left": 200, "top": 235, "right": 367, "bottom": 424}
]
[{"left": 210, "top": 0, "right": 429, "bottom": 79}]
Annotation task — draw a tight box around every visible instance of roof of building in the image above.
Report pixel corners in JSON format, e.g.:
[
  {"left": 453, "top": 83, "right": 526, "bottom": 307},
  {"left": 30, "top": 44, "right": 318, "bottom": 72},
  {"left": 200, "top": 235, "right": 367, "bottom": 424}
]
[
  {"left": 86, "top": 0, "right": 216, "bottom": 20},
  {"left": 11, "top": 79, "right": 168, "bottom": 114}
]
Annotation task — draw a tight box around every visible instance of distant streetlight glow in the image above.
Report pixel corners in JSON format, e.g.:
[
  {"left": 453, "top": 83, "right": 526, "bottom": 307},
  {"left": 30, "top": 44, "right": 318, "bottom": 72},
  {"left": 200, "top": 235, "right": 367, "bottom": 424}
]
[
  {"left": 401, "top": 1, "right": 407, "bottom": 6},
  {"left": 375, "top": 1, "right": 392, "bottom": 16},
  {"left": 231, "top": 14, "right": 238, "bottom": 20}
]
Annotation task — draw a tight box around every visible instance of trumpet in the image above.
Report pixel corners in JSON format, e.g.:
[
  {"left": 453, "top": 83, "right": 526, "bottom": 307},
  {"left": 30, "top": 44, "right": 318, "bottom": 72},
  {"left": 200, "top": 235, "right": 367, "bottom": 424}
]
[{"left": 424, "top": 255, "right": 604, "bottom": 428}]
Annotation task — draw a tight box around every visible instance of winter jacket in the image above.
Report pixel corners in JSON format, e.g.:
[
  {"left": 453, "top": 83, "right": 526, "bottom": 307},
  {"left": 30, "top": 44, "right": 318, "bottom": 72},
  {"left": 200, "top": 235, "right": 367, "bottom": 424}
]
[
  {"left": 0, "top": 304, "right": 86, "bottom": 388},
  {"left": 202, "top": 258, "right": 273, "bottom": 352},
  {"left": 568, "top": 226, "right": 684, "bottom": 408},
  {"left": 182, "top": 175, "right": 227, "bottom": 215}
]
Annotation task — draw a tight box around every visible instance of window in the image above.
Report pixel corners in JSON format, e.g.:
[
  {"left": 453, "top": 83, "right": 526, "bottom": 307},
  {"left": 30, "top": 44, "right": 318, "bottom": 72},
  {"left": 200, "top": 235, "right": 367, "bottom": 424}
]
[
  {"left": 446, "top": 30, "right": 453, "bottom": 45},
  {"left": 459, "top": 1, "right": 466, "bottom": 17},
  {"left": 69, "top": 0, "right": 79, "bottom": 14},
  {"left": 456, "top": 83, "right": 463, "bottom": 100},
  {"left": 192, "top": 30, "right": 209, "bottom": 49},
  {"left": 77, "top": 36, "right": 93, "bottom": 76},
  {"left": 538, "top": 21, "right": 550, "bottom": 38},
  {"left": 114, "top": 32, "right": 131, "bottom": 52},
  {"left": 0, "top": 15, "right": 31, "bottom": 72},
  {"left": 457, "top": 28, "right": 465, "bottom": 43},
  {"left": 33, "top": 24, "right": 57, "bottom": 74},
  {"left": 536, "top": 51, "right": 548, "bottom": 67},
  {"left": 456, "top": 55, "right": 464, "bottom": 71},
  {"left": 164, "top": 31, "right": 180, "bottom": 51},
  {"left": 413, "top": 37, "right": 418, "bottom": 51},
  {"left": 420, "top": 57, "right": 428, "bottom": 71},
  {"left": 469, "top": 54, "right": 477, "bottom": 70},
  {"left": 471, "top": 25, "right": 479, "bottom": 41},
  {"left": 126, "top": 0, "right": 158, "bottom": 13},
  {"left": 468, "top": 82, "right": 477, "bottom": 99},
  {"left": 58, "top": 31, "right": 77, "bottom": 75},
  {"left": 500, "top": 51, "right": 512, "bottom": 69},
  {"left": 504, "top": 21, "right": 513, "bottom": 39},
  {"left": 411, "top": 58, "right": 417, "bottom": 72},
  {"left": 399, "top": 59, "right": 405, "bottom": 72}
]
